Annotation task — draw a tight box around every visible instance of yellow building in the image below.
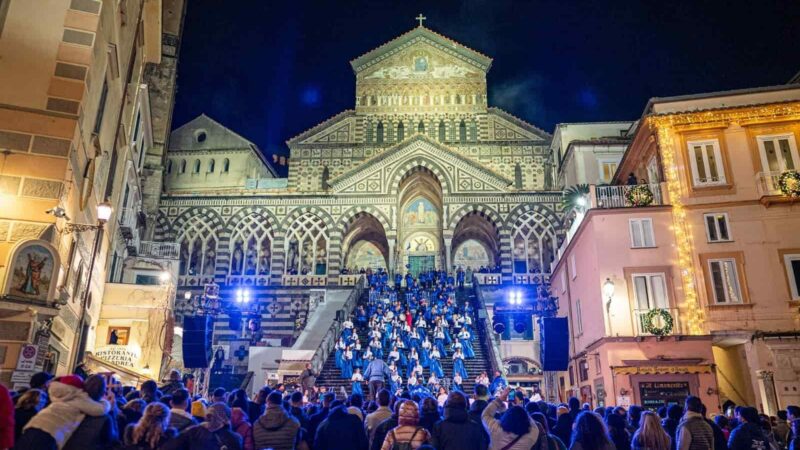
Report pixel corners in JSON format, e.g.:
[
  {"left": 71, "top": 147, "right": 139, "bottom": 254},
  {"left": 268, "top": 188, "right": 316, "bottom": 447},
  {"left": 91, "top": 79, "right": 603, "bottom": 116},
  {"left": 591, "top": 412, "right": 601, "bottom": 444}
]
[
  {"left": 0, "top": 0, "right": 181, "bottom": 385},
  {"left": 616, "top": 85, "right": 800, "bottom": 413}
]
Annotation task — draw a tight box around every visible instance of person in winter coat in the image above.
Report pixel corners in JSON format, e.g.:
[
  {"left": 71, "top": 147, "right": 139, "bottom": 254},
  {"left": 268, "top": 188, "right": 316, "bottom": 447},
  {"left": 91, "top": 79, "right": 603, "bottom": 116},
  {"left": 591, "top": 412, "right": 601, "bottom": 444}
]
[
  {"left": 531, "top": 412, "right": 568, "bottom": 450},
  {"left": 252, "top": 392, "right": 300, "bottom": 450},
  {"left": 13, "top": 389, "right": 44, "bottom": 441},
  {"left": 663, "top": 405, "right": 683, "bottom": 450},
  {"left": 63, "top": 374, "right": 119, "bottom": 450},
  {"left": 606, "top": 413, "right": 631, "bottom": 450},
  {"left": 371, "top": 401, "right": 401, "bottom": 450},
  {"left": 167, "top": 388, "right": 196, "bottom": 432},
  {"left": 0, "top": 383, "right": 13, "bottom": 450},
  {"left": 553, "top": 412, "right": 574, "bottom": 448},
  {"left": 481, "top": 388, "right": 539, "bottom": 450},
  {"left": 431, "top": 391, "right": 488, "bottom": 450},
  {"left": 231, "top": 407, "right": 254, "bottom": 450},
  {"left": 569, "top": 411, "right": 616, "bottom": 450},
  {"left": 159, "top": 370, "right": 186, "bottom": 396},
  {"left": 307, "top": 392, "right": 335, "bottom": 446},
  {"left": 380, "top": 400, "right": 431, "bottom": 450},
  {"left": 161, "top": 402, "right": 242, "bottom": 450},
  {"left": 728, "top": 407, "right": 769, "bottom": 450},
  {"left": 314, "top": 404, "right": 368, "bottom": 450},
  {"left": 676, "top": 397, "right": 713, "bottom": 450},
  {"left": 16, "top": 375, "right": 110, "bottom": 450},
  {"left": 418, "top": 397, "right": 440, "bottom": 435},
  {"left": 123, "top": 402, "right": 177, "bottom": 450}
]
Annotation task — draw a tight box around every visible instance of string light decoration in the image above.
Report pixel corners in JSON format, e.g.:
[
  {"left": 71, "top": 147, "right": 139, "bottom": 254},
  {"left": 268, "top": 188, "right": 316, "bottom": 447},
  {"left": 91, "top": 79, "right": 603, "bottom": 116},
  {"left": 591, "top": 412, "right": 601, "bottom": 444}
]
[{"left": 649, "top": 101, "right": 800, "bottom": 335}]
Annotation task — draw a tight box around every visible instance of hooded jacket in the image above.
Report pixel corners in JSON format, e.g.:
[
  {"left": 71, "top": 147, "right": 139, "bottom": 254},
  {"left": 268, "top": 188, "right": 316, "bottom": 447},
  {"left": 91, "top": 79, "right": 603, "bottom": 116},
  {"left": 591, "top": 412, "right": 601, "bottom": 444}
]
[
  {"left": 231, "top": 407, "right": 254, "bottom": 450},
  {"left": 23, "top": 380, "right": 110, "bottom": 448},
  {"left": 314, "top": 405, "right": 368, "bottom": 450},
  {"left": 253, "top": 404, "right": 300, "bottom": 450},
  {"left": 728, "top": 422, "right": 768, "bottom": 450},
  {"left": 431, "top": 406, "right": 488, "bottom": 450}
]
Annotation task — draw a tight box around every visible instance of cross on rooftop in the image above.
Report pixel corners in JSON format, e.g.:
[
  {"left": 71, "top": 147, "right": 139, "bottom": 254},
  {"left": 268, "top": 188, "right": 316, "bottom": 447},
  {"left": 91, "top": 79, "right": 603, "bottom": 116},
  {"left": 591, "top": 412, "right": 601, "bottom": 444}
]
[{"left": 416, "top": 14, "right": 426, "bottom": 27}]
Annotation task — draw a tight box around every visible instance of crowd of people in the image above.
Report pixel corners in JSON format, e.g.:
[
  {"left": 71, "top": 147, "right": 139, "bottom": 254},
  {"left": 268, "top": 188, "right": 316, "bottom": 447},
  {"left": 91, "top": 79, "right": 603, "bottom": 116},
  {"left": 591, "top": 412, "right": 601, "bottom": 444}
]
[{"left": 2, "top": 366, "right": 800, "bottom": 450}]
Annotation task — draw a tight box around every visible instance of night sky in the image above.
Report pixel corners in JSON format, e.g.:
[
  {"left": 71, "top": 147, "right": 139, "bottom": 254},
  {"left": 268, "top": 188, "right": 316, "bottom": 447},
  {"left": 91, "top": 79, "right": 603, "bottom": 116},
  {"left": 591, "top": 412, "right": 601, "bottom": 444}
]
[{"left": 172, "top": 0, "right": 800, "bottom": 174}]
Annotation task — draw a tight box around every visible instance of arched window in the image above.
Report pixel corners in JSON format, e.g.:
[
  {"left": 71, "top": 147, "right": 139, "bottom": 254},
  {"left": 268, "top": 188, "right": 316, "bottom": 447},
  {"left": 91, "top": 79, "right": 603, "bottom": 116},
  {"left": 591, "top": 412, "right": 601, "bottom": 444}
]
[
  {"left": 177, "top": 216, "right": 218, "bottom": 277},
  {"left": 512, "top": 211, "right": 558, "bottom": 275},
  {"left": 166, "top": 160, "right": 172, "bottom": 175},
  {"left": 193, "top": 159, "right": 201, "bottom": 174},
  {"left": 180, "top": 160, "right": 186, "bottom": 174},
  {"left": 222, "top": 158, "right": 230, "bottom": 173},
  {"left": 208, "top": 159, "right": 215, "bottom": 173},
  {"left": 438, "top": 121, "right": 446, "bottom": 142},
  {"left": 397, "top": 122, "right": 404, "bottom": 142},
  {"left": 459, "top": 120, "right": 467, "bottom": 143},
  {"left": 285, "top": 213, "right": 328, "bottom": 275},
  {"left": 418, "top": 121, "right": 425, "bottom": 134},
  {"left": 376, "top": 121, "right": 384, "bottom": 144},
  {"left": 514, "top": 163, "right": 523, "bottom": 189},
  {"left": 229, "top": 214, "right": 272, "bottom": 276}
]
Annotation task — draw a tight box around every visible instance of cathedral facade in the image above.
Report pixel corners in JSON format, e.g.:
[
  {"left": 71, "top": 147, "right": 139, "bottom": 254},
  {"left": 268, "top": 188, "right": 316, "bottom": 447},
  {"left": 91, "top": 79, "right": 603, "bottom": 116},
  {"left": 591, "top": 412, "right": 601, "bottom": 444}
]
[{"left": 157, "top": 25, "right": 564, "bottom": 321}]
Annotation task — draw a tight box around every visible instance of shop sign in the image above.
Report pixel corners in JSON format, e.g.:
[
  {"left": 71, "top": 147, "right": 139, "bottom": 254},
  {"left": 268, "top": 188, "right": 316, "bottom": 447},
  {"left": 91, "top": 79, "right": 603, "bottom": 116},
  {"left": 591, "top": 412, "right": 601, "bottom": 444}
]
[
  {"left": 613, "top": 365, "right": 711, "bottom": 375},
  {"left": 639, "top": 381, "right": 690, "bottom": 410},
  {"left": 94, "top": 345, "right": 141, "bottom": 368}
]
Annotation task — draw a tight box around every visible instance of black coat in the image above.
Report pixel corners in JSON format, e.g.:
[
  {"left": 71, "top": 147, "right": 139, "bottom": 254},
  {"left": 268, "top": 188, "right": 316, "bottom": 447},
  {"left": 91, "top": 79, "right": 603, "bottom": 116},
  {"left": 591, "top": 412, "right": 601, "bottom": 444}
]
[
  {"left": 431, "top": 406, "right": 488, "bottom": 450},
  {"left": 308, "top": 406, "right": 330, "bottom": 445},
  {"left": 160, "top": 423, "right": 243, "bottom": 450},
  {"left": 63, "top": 413, "right": 118, "bottom": 450},
  {"left": 729, "top": 423, "right": 769, "bottom": 450},
  {"left": 314, "top": 405, "right": 368, "bottom": 450},
  {"left": 370, "top": 416, "right": 399, "bottom": 450}
]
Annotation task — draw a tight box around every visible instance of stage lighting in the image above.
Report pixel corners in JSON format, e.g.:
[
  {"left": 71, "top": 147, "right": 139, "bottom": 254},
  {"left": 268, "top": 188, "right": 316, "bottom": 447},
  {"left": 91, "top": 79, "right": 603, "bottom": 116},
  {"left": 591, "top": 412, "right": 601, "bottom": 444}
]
[
  {"left": 514, "top": 316, "right": 527, "bottom": 334},
  {"left": 235, "top": 288, "right": 251, "bottom": 304},
  {"left": 492, "top": 314, "right": 506, "bottom": 334}
]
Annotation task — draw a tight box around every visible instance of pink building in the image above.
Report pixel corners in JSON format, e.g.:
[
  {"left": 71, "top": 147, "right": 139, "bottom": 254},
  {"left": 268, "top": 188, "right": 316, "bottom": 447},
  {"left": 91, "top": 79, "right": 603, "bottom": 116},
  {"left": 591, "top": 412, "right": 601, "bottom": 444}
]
[{"left": 552, "top": 84, "right": 800, "bottom": 413}]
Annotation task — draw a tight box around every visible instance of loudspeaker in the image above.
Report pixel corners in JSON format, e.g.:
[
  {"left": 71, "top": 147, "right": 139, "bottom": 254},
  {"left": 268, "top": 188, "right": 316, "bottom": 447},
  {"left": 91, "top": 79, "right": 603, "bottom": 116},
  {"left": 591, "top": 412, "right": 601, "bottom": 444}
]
[
  {"left": 540, "top": 317, "right": 569, "bottom": 371},
  {"left": 182, "top": 315, "right": 213, "bottom": 368}
]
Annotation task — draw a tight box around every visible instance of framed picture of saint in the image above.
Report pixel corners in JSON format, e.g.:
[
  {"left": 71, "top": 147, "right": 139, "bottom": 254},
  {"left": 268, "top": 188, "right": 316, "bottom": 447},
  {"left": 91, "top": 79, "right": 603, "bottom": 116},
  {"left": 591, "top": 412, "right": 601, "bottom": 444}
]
[{"left": 4, "top": 240, "right": 60, "bottom": 303}]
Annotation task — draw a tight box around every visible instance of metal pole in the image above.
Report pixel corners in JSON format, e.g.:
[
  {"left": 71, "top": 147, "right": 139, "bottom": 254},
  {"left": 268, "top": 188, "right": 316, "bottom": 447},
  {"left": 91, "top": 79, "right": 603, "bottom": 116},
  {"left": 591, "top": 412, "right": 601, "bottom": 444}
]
[{"left": 70, "top": 221, "right": 105, "bottom": 373}]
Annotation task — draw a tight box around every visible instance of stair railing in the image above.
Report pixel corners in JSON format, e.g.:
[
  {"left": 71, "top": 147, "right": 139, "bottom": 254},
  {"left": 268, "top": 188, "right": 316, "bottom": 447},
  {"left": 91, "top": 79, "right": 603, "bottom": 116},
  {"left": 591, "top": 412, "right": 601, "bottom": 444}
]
[
  {"left": 310, "top": 275, "right": 366, "bottom": 372},
  {"left": 472, "top": 275, "right": 505, "bottom": 378}
]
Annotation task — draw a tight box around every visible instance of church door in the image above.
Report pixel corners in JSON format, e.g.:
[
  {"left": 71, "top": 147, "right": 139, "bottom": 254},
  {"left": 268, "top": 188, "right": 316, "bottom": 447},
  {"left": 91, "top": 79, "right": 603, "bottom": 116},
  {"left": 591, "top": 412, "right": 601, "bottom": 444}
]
[{"left": 408, "top": 255, "right": 435, "bottom": 277}]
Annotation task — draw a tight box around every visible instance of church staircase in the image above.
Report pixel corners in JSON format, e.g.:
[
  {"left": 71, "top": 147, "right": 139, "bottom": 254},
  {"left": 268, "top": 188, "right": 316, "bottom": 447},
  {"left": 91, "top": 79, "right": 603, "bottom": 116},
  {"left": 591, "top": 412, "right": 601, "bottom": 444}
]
[{"left": 315, "top": 284, "right": 493, "bottom": 398}]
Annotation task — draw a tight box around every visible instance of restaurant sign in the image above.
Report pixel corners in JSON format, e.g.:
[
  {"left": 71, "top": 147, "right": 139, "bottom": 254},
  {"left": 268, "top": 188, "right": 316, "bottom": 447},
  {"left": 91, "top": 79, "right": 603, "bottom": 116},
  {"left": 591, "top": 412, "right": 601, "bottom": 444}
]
[{"left": 94, "top": 345, "right": 141, "bottom": 368}]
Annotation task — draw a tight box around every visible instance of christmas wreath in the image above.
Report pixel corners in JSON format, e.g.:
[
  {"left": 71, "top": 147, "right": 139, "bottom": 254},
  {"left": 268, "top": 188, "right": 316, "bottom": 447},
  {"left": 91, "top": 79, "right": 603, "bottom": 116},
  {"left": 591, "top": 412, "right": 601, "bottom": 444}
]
[
  {"left": 778, "top": 170, "right": 800, "bottom": 197},
  {"left": 626, "top": 185, "right": 654, "bottom": 207},
  {"left": 642, "top": 308, "right": 674, "bottom": 336}
]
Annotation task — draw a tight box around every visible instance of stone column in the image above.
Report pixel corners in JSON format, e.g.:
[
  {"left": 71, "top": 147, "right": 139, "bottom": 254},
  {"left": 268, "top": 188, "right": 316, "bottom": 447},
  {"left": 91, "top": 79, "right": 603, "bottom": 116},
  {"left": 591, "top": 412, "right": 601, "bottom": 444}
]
[
  {"left": 270, "top": 230, "right": 286, "bottom": 285},
  {"left": 444, "top": 238, "right": 452, "bottom": 273},
  {"left": 388, "top": 238, "right": 396, "bottom": 277}
]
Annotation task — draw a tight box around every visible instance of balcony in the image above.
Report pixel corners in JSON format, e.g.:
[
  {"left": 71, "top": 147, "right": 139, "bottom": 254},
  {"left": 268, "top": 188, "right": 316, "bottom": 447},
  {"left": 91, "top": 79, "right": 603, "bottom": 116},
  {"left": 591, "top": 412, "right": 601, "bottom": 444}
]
[
  {"left": 139, "top": 241, "right": 179, "bottom": 259},
  {"left": 633, "top": 307, "right": 681, "bottom": 336},
  {"left": 756, "top": 171, "right": 783, "bottom": 197},
  {"left": 592, "top": 183, "right": 667, "bottom": 209},
  {"left": 117, "top": 207, "right": 138, "bottom": 239},
  {"left": 511, "top": 273, "right": 551, "bottom": 285}
]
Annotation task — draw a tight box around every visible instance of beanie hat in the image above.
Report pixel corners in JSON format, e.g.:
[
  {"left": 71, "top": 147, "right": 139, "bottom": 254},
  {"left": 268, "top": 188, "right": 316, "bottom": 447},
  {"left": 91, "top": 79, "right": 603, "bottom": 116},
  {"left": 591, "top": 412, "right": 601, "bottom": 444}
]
[
  {"left": 398, "top": 400, "right": 419, "bottom": 426},
  {"left": 55, "top": 375, "right": 84, "bottom": 390},
  {"left": 191, "top": 399, "right": 208, "bottom": 418}
]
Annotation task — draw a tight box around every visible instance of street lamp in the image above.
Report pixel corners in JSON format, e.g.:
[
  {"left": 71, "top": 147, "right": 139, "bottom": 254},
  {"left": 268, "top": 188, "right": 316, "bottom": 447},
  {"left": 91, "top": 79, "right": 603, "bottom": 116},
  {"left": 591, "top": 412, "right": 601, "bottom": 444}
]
[
  {"left": 603, "top": 278, "right": 615, "bottom": 336},
  {"left": 69, "top": 201, "right": 112, "bottom": 372}
]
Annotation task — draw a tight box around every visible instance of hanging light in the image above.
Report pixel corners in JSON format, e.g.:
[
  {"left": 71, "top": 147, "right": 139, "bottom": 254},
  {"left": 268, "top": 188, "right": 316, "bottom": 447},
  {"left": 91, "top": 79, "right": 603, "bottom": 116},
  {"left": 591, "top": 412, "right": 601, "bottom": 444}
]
[
  {"left": 603, "top": 278, "right": 615, "bottom": 299},
  {"left": 96, "top": 201, "right": 113, "bottom": 222}
]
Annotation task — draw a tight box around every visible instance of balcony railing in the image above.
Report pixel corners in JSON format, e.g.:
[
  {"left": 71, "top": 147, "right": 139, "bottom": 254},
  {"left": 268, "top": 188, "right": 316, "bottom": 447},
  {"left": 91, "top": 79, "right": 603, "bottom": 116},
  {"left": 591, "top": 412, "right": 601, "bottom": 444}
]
[
  {"left": 593, "top": 183, "right": 666, "bottom": 209},
  {"left": 139, "top": 241, "right": 179, "bottom": 259},
  {"left": 117, "top": 207, "right": 138, "bottom": 239},
  {"left": 473, "top": 273, "right": 502, "bottom": 285},
  {"left": 511, "top": 273, "right": 551, "bottom": 285},
  {"left": 633, "top": 307, "right": 681, "bottom": 336},
  {"left": 755, "top": 171, "right": 783, "bottom": 197}
]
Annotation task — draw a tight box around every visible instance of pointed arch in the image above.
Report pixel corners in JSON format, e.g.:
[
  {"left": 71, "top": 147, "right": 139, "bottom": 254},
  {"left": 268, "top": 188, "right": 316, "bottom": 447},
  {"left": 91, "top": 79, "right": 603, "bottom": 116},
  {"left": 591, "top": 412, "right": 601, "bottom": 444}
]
[
  {"left": 376, "top": 121, "right": 384, "bottom": 144},
  {"left": 396, "top": 121, "right": 404, "bottom": 142},
  {"left": 459, "top": 120, "right": 467, "bottom": 143},
  {"left": 507, "top": 206, "right": 561, "bottom": 275},
  {"left": 438, "top": 120, "right": 446, "bottom": 142},
  {"left": 284, "top": 212, "right": 329, "bottom": 275},
  {"left": 228, "top": 212, "right": 274, "bottom": 276},
  {"left": 387, "top": 155, "right": 454, "bottom": 196}
]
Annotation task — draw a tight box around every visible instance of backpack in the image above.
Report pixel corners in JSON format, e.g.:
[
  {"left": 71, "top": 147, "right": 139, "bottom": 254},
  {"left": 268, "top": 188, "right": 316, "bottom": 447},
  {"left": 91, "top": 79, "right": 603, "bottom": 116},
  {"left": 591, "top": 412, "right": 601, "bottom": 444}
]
[{"left": 390, "top": 427, "right": 423, "bottom": 450}]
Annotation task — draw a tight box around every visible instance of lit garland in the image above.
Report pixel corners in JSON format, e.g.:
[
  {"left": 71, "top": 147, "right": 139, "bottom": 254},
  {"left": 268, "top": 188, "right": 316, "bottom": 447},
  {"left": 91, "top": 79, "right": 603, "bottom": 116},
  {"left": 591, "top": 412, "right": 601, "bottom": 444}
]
[
  {"left": 778, "top": 170, "right": 800, "bottom": 197},
  {"left": 649, "top": 101, "right": 800, "bottom": 335}
]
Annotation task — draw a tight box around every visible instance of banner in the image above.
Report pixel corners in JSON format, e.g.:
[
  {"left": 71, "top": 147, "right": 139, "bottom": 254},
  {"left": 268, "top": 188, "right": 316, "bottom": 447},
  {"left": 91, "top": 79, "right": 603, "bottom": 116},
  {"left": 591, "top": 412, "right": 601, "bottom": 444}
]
[{"left": 94, "top": 345, "right": 141, "bottom": 368}]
